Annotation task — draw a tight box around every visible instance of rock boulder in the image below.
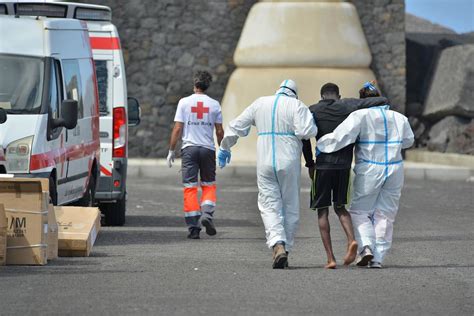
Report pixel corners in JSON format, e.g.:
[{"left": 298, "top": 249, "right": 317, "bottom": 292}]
[
  {"left": 427, "top": 116, "right": 474, "bottom": 155},
  {"left": 423, "top": 45, "right": 474, "bottom": 120},
  {"left": 406, "top": 33, "right": 473, "bottom": 109}
]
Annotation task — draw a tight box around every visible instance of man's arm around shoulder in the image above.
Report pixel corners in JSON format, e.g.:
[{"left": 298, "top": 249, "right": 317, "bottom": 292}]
[{"left": 342, "top": 96, "right": 389, "bottom": 111}]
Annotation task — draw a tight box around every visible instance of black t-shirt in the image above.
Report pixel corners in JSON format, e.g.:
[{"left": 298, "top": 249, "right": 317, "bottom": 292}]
[{"left": 302, "top": 97, "right": 388, "bottom": 170}]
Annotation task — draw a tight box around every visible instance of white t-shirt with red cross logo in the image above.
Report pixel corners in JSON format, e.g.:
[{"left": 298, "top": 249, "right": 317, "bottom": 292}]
[{"left": 174, "top": 93, "right": 223, "bottom": 151}]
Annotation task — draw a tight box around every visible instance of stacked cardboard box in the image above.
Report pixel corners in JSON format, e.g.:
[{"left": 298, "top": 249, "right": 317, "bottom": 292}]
[
  {"left": 56, "top": 206, "right": 101, "bottom": 257},
  {"left": 0, "top": 178, "right": 49, "bottom": 265},
  {"left": 48, "top": 204, "right": 58, "bottom": 260},
  {"left": 0, "top": 204, "right": 7, "bottom": 266}
]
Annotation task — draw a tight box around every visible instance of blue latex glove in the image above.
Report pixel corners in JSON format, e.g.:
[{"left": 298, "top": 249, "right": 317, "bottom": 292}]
[
  {"left": 315, "top": 147, "right": 321, "bottom": 157},
  {"left": 218, "top": 149, "right": 231, "bottom": 169}
]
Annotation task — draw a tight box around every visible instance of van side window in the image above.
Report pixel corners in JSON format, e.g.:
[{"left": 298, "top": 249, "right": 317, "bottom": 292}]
[
  {"left": 49, "top": 61, "right": 61, "bottom": 119},
  {"left": 79, "top": 59, "right": 98, "bottom": 117},
  {"left": 94, "top": 60, "right": 109, "bottom": 115},
  {"left": 62, "top": 60, "right": 84, "bottom": 119}
]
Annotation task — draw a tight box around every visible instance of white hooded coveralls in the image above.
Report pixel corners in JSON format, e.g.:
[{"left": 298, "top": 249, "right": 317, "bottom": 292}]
[
  {"left": 220, "top": 82, "right": 317, "bottom": 251},
  {"left": 317, "top": 106, "right": 414, "bottom": 263}
]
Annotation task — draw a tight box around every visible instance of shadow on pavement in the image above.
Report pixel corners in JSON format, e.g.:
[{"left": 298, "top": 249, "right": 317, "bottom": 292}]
[
  {"left": 96, "top": 230, "right": 187, "bottom": 246},
  {"left": 395, "top": 235, "right": 474, "bottom": 242},
  {"left": 125, "top": 215, "right": 184, "bottom": 227},
  {"left": 274, "top": 264, "right": 474, "bottom": 270},
  {"left": 0, "top": 267, "right": 134, "bottom": 276},
  {"left": 124, "top": 215, "right": 259, "bottom": 228},
  {"left": 387, "top": 264, "right": 474, "bottom": 269}
]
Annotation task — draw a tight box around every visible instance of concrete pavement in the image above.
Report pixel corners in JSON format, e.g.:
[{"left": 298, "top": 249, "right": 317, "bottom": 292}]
[{"left": 0, "top": 168, "right": 473, "bottom": 315}]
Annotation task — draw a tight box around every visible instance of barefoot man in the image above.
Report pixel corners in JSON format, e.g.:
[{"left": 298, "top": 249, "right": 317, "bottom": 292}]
[
  {"left": 316, "top": 82, "right": 414, "bottom": 268},
  {"left": 302, "top": 83, "right": 389, "bottom": 269}
]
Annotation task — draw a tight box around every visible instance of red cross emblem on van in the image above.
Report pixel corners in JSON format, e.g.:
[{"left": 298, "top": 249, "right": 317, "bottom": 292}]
[{"left": 191, "top": 102, "right": 209, "bottom": 120}]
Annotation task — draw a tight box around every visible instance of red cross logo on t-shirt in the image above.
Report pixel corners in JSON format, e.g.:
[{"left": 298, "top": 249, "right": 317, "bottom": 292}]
[{"left": 191, "top": 102, "right": 209, "bottom": 120}]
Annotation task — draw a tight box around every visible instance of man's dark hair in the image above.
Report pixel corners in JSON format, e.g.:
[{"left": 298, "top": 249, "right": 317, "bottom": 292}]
[
  {"left": 320, "top": 83, "right": 340, "bottom": 97},
  {"left": 320, "top": 82, "right": 339, "bottom": 97},
  {"left": 359, "top": 86, "right": 381, "bottom": 98},
  {"left": 193, "top": 71, "right": 213, "bottom": 92}
]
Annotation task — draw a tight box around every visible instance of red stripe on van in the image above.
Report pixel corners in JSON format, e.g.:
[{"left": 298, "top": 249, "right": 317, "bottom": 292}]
[
  {"left": 100, "top": 165, "right": 112, "bottom": 177},
  {"left": 90, "top": 37, "right": 121, "bottom": 50},
  {"left": 29, "top": 140, "right": 100, "bottom": 171}
]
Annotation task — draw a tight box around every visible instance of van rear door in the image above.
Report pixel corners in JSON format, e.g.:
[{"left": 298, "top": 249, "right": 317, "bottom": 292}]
[
  {"left": 89, "top": 32, "right": 114, "bottom": 178},
  {"left": 94, "top": 58, "right": 113, "bottom": 177}
]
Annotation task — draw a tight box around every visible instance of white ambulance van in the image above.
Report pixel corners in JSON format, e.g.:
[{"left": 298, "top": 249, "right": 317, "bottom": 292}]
[
  {"left": 0, "top": 14, "right": 100, "bottom": 206},
  {"left": 1, "top": 1, "right": 141, "bottom": 226}
]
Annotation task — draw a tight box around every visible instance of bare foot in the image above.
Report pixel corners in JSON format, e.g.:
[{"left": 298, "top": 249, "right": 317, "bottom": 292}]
[
  {"left": 343, "top": 241, "right": 358, "bottom": 265},
  {"left": 325, "top": 260, "right": 337, "bottom": 269}
]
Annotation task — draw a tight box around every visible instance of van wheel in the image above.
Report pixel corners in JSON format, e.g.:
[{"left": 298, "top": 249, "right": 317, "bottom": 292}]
[
  {"left": 100, "top": 196, "right": 126, "bottom": 226},
  {"left": 77, "top": 172, "right": 96, "bottom": 207},
  {"left": 49, "top": 175, "right": 58, "bottom": 205}
]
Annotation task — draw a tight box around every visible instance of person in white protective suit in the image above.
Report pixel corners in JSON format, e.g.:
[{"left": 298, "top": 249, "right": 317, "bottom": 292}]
[
  {"left": 218, "top": 80, "right": 317, "bottom": 269},
  {"left": 316, "top": 82, "right": 414, "bottom": 268}
]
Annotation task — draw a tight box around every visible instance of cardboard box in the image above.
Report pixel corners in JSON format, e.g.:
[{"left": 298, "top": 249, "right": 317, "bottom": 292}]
[
  {"left": 0, "top": 204, "right": 7, "bottom": 266},
  {"left": 0, "top": 178, "right": 49, "bottom": 265},
  {"left": 47, "top": 204, "right": 58, "bottom": 260},
  {"left": 56, "top": 207, "right": 101, "bottom": 257}
]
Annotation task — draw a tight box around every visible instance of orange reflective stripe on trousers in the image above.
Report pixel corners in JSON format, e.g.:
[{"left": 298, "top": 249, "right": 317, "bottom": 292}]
[
  {"left": 201, "top": 183, "right": 216, "bottom": 205},
  {"left": 183, "top": 187, "right": 200, "bottom": 212}
]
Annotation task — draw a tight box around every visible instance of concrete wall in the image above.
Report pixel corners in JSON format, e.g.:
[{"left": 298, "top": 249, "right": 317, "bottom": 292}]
[{"left": 72, "top": 0, "right": 405, "bottom": 158}]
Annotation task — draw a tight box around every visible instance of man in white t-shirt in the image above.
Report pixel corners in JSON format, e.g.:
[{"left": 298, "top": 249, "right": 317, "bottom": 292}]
[{"left": 167, "top": 71, "right": 224, "bottom": 239}]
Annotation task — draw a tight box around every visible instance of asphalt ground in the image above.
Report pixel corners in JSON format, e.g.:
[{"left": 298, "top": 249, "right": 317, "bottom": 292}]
[{"left": 1, "top": 168, "right": 473, "bottom": 315}]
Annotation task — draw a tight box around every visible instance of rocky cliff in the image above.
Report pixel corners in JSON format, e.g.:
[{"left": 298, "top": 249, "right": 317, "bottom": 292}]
[{"left": 406, "top": 14, "right": 474, "bottom": 155}]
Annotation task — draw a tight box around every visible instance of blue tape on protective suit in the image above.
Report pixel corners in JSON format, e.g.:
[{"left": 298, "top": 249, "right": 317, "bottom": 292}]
[
  {"left": 258, "top": 132, "right": 295, "bottom": 136},
  {"left": 378, "top": 108, "right": 389, "bottom": 178},
  {"left": 271, "top": 93, "right": 283, "bottom": 181},
  {"left": 358, "top": 107, "right": 403, "bottom": 171},
  {"left": 357, "top": 140, "right": 403, "bottom": 144},
  {"left": 362, "top": 159, "right": 403, "bottom": 165}
]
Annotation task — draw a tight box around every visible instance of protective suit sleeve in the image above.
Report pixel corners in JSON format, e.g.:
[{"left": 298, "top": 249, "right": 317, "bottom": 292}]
[
  {"left": 343, "top": 97, "right": 389, "bottom": 111},
  {"left": 220, "top": 100, "right": 257, "bottom": 151},
  {"left": 294, "top": 101, "right": 318, "bottom": 140},
  {"left": 402, "top": 117, "right": 415, "bottom": 149},
  {"left": 317, "top": 111, "right": 362, "bottom": 153}
]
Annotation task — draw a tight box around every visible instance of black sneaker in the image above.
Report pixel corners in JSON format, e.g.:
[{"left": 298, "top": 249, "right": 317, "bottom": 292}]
[
  {"left": 201, "top": 218, "right": 217, "bottom": 236},
  {"left": 187, "top": 228, "right": 200, "bottom": 239},
  {"left": 356, "top": 246, "right": 374, "bottom": 267}
]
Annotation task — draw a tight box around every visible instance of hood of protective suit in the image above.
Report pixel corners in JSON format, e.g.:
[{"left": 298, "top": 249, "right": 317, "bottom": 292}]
[{"left": 276, "top": 79, "right": 298, "bottom": 99}]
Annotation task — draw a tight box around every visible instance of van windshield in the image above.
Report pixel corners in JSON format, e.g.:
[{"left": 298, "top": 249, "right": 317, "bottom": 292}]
[{"left": 0, "top": 55, "right": 44, "bottom": 114}]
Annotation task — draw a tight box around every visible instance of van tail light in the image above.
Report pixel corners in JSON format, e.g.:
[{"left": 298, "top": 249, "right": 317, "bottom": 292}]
[{"left": 113, "top": 107, "right": 127, "bottom": 158}]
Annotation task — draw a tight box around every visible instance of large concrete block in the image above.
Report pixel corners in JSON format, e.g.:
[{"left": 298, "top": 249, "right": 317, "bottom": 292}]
[
  {"left": 234, "top": 2, "right": 371, "bottom": 68},
  {"left": 221, "top": 67, "right": 376, "bottom": 163},
  {"left": 423, "top": 45, "right": 474, "bottom": 119}
]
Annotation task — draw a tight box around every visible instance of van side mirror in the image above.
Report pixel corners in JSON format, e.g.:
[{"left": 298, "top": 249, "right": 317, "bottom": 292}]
[
  {"left": 0, "top": 108, "right": 7, "bottom": 124},
  {"left": 53, "top": 100, "right": 78, "bottom": 129},
  {"left": 127, "top": 97, "right": 141, "bottom": 127}
]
